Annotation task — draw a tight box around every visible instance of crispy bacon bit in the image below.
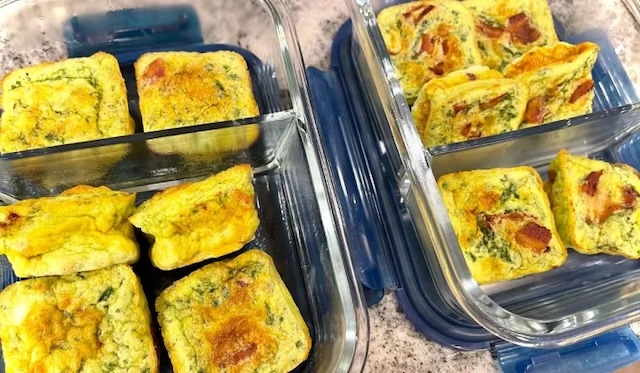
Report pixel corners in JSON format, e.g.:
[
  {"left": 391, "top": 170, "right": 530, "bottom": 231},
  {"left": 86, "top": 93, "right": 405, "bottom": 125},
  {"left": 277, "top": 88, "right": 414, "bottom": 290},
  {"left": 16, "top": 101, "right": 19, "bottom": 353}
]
[
  {"left": 515, "top": 222, "right": 552, "bottom": 254},
  {"left": 414, "top": 4, "right": 435, "bottom": 22},
  {"left": 466, "top": 73, "right": 478, "bottom": 81},
  {"left": 220, "top": 343, "right": 257, "bottom": 368},
  {"left": 480, "top": 93, "right": 508, "bottom": 111},
  {"left": 524, "top": 96, "right": 546, "bottom": 124},
  {"left": 461, "top": 123, "right": 481, "bottom": 139},
  {"left": 403, "top": 4, "right": 435, "bottom": 24},
  {"left": 622, "top": 186, "right": 639, "bottom": 208},
  {"left": 442, "top": 39, "right": 450, "bottom": 55},
  {"left": 0, "top": 211, "right": 20, "bottom": 228},
  {"left": 421, "top": 34, "right": 434, "bottom": 54},
  {"left": 477, "top": 22, "right": 505, "bottom": 38},
  {"left": 594, "top": 202, "right": 622, "bottom": 224},
  {"left": 581, "top": 170, "right": 603, "bottom": 196},
  {"left": 143, "top": 59, "right": 165, "bottom": 83},
  {"left": 569, "top": 80, "right": 595, "bottom": 104},
  {"left": 430, "top": 62, "right": 445, "bottom": 76},
  {"left": 548, "top": 170, "right": 557, "bottom": 185},
  {"left": 461, "top": 123, "right": 472, "bottom": 136},
  {"left": 506, "top": 12, "right": 541, "bottom": 44},
  {"left": 485, "top": 211, "right": 531, "bottom": 225},
  {"left": 235, "top": 279, "right": 249, "bottom": 288},
  {"left": 453, "top": 102, "right": 468, "bottom": 115}
]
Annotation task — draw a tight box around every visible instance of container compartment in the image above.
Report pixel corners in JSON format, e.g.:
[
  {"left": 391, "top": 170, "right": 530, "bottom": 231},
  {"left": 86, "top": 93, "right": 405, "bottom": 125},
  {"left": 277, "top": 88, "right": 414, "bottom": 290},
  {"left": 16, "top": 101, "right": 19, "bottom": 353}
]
[
  {"left": 342, "top": 0, "right": 640, "bottom": 347},
  {"left": 0, "top": 0, "right": 368, "bottom": 371}
]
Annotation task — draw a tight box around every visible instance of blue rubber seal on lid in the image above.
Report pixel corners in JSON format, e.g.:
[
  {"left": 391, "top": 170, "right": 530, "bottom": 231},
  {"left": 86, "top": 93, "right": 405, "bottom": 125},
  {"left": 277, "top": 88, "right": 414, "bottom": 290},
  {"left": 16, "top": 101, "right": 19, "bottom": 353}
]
[
  {"left": 63, "top": 5, "right": 204, "bottom": 58},
  {"left": 496, "top": 327, "right": 640, "bottom": 373}
]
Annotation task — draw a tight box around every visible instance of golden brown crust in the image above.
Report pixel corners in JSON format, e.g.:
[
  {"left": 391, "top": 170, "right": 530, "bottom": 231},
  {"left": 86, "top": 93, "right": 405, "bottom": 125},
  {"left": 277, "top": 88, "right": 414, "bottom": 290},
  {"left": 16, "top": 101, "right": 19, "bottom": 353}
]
[
  {"left": 0, "top": 52, "right": 132, "bottom": 153},
  {"left": 156, "top": 249, "right": 311, "bottom": 373},
  {"left": 134, "top": 51, "right": 260, "bottom": 132},
  {"left": 0, "top": 265, "right": 158, "bottom": 372}
]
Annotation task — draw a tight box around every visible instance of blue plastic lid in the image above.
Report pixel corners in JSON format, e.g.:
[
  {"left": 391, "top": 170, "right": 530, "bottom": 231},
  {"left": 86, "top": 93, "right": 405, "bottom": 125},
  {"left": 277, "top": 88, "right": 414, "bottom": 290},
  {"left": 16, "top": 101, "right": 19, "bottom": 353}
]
[
  {"left": 496, "top": 328, "right": 640, "bottom": 373},
  {"left": 64, "top": 5, "right": 203, "bottom": 58}
]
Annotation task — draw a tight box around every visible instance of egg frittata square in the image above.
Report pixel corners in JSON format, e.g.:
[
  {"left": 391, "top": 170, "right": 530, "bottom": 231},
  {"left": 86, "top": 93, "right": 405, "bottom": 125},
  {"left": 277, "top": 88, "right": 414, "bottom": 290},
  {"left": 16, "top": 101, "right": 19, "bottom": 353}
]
[
  {"left": 0, "top": 52, "right": 133, "bottom": 154},
  {"left": 438, "top": 166, "right": 567, "bottom": 284},
  {"left": 156, "top": 249, "right": 311, "bottom": 373},
  {"left": 503, "top": 42, "right": 600, "bottom": 126},
  {"left": 0, "top": 185, "right": 139, "bottom": 278},
  {"left": 460, "top": 0, "right": 559, "bottom": 70},
  {"left": 0, "top": 264, "right": 158, "bottom": 372},
  {"left": 376, "top": 1, "right": 483, "bottom": 104},
  {"left": 129, "top": 164, "right": 260, "bottom": 270},
  {"left": 135, "top": 51, "right": 260, "bottom": 132},
  {"left": 412, "top": 66, "right": 528, "bottom": 148},
  {"left": 546, "top": 150, "right": 640, "bottom": 259}
]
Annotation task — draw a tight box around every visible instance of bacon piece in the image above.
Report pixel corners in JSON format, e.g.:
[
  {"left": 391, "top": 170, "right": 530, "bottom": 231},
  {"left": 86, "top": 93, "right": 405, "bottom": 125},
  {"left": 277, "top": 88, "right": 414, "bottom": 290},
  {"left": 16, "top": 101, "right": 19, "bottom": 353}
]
[
  {"left": 515, "top": 222, "right": 552, "bottom": 254},
  {"left": 420, "top": 34, "right": 434, "bottom": 54},
  {"left": 480, "top": 93, "right": 508, "bottom": 111},
  {"left": 581, "top": 170, "right": 603, "bottom": 196},
  {"left": 0, "top": 211, "right": 19, "bottom": 229},
  {"left": 569, "top": 80, "right": 595, "bottom": 104},
  {"left": 584, "top": 186, "right": 637, "bottom": 224},
  {"left": 477, "top": 22, "right": 504, "bottom": 38},
  {"left": 461, "top": 123, "right": 481, "bottom": 139},
  {"left": 548, "top": 170, "right": 557, "bottom": 185},
  {"left": 453, "top": 102, "right": 468, "bottom": 115},
  {"left": 622, "top": 186, "right": 639, "bottom": 208},
  {"left": 403, "top": 4, "right": 435, "bottom": 24},
  {"left": 414, "top": 4, "right": 435, "bottom": 22},
  {"left": 430, "top": 62, "right": 445, "bottom": 76},
  {"left": 524, "top": 96, "right": 546, "bottom": 124},
  {"left": 466, "top": 73, "right": 478, "bottom": 81},
  {"left": 506, "top": 12, "right": 541, "bottom": 44},
  {"left": 143, "top": 59, "right": 165, "bottom": 81},
  {"left": 594, "top": 202, "right": 622, "bottom": 224},
  {"left": 220, "top": 343, "right": 257, "bottom": 368},
  {"left": 442, "top": 39, "right": 450, "bottom": 55}
]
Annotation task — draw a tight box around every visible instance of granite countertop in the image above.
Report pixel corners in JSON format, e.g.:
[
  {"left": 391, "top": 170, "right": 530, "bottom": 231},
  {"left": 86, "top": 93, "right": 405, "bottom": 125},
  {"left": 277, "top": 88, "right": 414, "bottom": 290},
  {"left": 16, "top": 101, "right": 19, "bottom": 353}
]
[{"left": 289, "top": 0, "right": 640, "bottom": 372}]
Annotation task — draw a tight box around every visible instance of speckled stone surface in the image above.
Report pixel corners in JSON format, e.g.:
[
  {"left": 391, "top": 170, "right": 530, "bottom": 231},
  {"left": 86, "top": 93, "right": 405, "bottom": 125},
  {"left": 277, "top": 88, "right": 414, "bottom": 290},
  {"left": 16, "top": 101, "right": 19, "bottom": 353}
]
[
  {"left": 0, "top": 0, "right": 639, "bottom": 372},
  {"left": 364, "top": 291, "right": 496, "bottom": 373}
]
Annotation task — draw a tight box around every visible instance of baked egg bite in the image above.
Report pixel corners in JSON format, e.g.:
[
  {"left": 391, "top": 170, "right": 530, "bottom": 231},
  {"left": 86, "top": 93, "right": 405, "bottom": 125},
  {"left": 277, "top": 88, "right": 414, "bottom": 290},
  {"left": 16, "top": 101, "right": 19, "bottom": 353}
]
[
  {"left": 546, "top": 150, "right": 640, "bottom": 259},
  {"left": 412, "top": 66, "right": 528, "bottom": 148},
  {"left": 155, "top": 249, "right": 312, "bottom": 373},
  {"left": 0, "top": 264, "right": 158, "bottom": 372},
  {"left": 376, "top": 1, "right": 483, "bottom": 104},
  {"left": 438, "top": 166, "right": 567, "bottom": 284},
  {"left": 128, "top": 164, "right": 260, "bottom": 271},
  {"left": 135, "top": 51, "right": 260, "bottom": 132},
  {"left": 503, "top": 41, "right": 600, "bottom": 126},
  {"left": 0, "top": 52, "right": 133, "bottom": 153},
  {"left": 0, "top": 185, "right": 139, "bottom": 278},
  {"left": 461, "top": 0, "right": 559, "bottom": 70}
]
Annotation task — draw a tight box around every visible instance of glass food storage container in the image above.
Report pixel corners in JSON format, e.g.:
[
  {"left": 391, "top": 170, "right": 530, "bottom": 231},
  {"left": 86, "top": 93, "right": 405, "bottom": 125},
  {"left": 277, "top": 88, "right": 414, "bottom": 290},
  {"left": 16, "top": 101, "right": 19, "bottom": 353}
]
[
  {"left": 0, "top": 0, "right": 369, "bottom": 372},
  {"left": 306, "top": 0, "right": 640, "bottom": 368}
]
